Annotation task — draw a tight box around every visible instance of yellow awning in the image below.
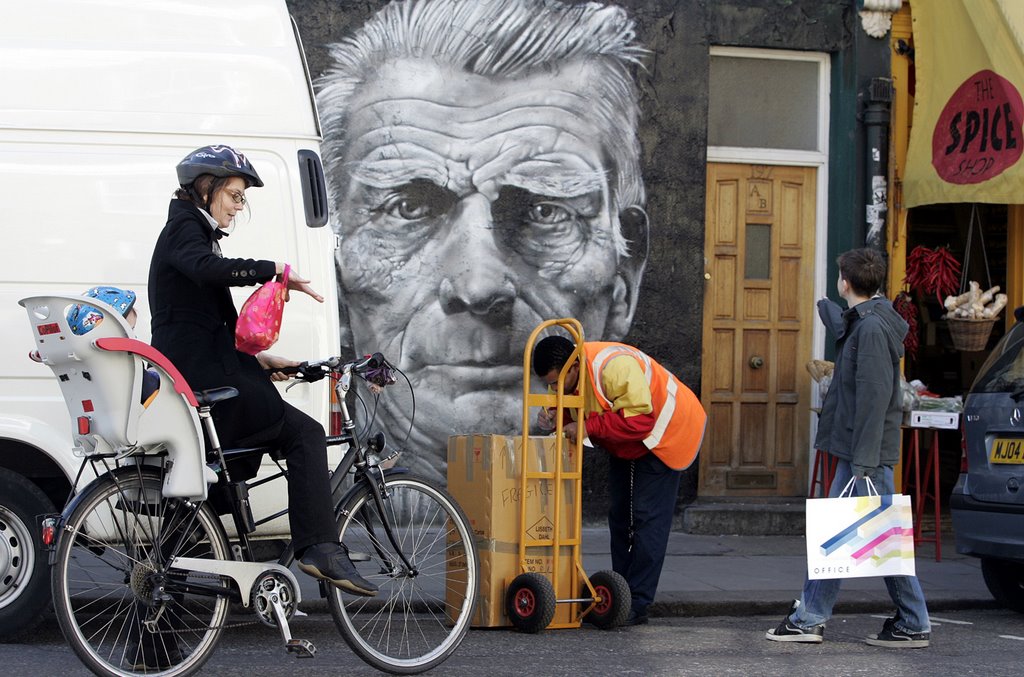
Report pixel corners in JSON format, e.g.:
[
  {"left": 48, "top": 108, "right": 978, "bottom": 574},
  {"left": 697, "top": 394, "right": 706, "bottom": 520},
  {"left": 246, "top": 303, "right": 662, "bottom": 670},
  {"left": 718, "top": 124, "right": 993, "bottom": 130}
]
[{"left": 904, "top": 0, "right": 1024, "bottom": 208}]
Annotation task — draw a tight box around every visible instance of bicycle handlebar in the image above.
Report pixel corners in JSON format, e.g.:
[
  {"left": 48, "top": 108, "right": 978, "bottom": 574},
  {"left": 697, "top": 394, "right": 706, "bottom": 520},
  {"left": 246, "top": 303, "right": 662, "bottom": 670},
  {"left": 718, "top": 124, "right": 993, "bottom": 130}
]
[{"left": 267, "top": 352, "right": 393, "bottom": 386}]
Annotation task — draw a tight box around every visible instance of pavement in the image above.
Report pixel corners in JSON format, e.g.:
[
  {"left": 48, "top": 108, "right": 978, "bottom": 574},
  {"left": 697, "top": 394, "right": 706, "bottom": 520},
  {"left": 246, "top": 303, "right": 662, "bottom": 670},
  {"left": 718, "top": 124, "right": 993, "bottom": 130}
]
[
  {"left": 294, "top": 526, "right": 994, "bottom": 619},
  {"left": 584, "top": 527, "right": 994, "bottom": 618}
]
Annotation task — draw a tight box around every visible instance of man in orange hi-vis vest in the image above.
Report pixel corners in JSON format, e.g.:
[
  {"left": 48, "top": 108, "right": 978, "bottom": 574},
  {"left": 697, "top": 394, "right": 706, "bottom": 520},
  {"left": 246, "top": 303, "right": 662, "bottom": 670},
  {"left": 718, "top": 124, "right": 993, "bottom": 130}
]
[{"left": 533, "top": 335, "right": 707, "bottom": 626}]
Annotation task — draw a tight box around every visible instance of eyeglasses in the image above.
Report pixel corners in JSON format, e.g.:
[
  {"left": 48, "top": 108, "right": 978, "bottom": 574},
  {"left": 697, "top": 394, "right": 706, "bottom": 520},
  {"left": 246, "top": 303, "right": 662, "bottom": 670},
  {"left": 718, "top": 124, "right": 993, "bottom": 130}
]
[{"left": 228, "top": 191, "right": 247, "bottom": 206}]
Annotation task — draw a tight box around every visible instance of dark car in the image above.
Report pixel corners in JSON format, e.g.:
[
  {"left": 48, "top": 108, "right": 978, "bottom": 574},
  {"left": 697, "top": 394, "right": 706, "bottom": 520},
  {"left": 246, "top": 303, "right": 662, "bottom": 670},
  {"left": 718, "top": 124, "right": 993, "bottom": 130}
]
[{"left": 951, "top": 309, "right": 1024, "bottom": 613}]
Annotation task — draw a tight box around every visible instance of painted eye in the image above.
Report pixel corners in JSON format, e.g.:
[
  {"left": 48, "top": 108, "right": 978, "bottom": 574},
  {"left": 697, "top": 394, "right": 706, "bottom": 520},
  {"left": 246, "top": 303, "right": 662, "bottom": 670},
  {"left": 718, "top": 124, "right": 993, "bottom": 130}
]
[
  {"left": 378, "top": 180, "right": 456, "bottom": 221},
  {"left": 527, "top": 202, "right": 573, "bottom": 224},
  {"left": 384, "top": 197, "right": 432, "bottom": 220}
]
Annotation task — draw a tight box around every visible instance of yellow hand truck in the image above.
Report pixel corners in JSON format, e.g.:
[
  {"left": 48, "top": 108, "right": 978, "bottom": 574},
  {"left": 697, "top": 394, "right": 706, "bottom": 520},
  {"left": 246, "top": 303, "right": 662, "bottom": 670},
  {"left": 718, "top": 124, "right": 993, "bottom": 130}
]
[{"left": 503, "top": 318, "right": 631, "bottom": 632}]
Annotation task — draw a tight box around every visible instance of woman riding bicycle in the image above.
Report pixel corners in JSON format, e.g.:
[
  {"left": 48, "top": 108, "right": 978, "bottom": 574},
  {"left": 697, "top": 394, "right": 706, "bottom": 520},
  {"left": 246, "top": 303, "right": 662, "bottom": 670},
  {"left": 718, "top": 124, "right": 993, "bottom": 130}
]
[{"left": 147, "top": 144, "right": 376, "bottom": 597}]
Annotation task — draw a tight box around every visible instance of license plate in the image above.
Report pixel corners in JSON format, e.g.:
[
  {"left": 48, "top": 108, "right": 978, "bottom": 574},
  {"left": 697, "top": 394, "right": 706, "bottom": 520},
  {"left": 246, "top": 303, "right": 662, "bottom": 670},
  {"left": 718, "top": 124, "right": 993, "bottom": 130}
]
[{"left": 991, "top": 438, "right": 1024, "bottom": 464}]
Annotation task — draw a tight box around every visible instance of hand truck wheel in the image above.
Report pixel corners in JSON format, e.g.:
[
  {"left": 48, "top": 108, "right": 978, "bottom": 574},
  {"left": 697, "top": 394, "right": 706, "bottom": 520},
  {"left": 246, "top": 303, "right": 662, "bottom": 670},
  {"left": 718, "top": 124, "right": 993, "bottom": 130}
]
[
  {"left": 505, "top": 572, "right": 556, "bottom": 633},
  {"left": 583, "top": 570, "right": 631, "bottom": 629}
]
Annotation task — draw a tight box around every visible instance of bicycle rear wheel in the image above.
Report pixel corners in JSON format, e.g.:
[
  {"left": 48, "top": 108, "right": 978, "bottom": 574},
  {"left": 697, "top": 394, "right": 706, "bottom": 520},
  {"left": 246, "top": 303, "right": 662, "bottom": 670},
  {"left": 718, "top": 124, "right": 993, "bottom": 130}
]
[
  {"left": 328, "top": 474, "right": 478, "bottom": 674},
  {"left": 52, "top": 464, "right": 230, "bottom": 677}
]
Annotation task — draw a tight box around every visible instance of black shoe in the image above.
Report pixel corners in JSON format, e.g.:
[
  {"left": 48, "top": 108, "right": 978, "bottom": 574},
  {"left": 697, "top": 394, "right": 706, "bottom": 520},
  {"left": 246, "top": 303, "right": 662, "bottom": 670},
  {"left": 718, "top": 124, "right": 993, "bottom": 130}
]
[
  {"left": 624, "top": 610, "right": 649, "bottom": 626},
  {"left": 865, "top": 621, "right": 930, "bottom": 648},
  {"left": 298, "top": 542, "right": 378, "bottom": 596},
  {"left": 765, "top": 616, "right": 824, "bottom": 643}
]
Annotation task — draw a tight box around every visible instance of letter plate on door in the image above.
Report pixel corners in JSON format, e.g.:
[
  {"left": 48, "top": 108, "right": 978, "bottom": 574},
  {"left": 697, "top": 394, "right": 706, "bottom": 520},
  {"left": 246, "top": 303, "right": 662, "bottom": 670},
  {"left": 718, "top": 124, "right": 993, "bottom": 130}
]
[{"left": 726, "top": 471, "right": 777, "bottom": 490}]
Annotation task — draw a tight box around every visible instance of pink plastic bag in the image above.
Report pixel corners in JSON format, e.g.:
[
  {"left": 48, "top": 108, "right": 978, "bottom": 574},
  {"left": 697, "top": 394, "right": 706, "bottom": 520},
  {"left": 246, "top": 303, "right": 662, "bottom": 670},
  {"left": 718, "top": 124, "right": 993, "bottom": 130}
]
[{"left": 235, "top": 264, "right": 288, "bottom": 355}]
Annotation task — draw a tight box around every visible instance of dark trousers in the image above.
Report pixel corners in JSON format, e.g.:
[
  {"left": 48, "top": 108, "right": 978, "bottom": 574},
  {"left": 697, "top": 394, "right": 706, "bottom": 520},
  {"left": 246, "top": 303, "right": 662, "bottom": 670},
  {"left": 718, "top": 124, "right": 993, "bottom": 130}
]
[
  {"left": 244, "top": 402, "right": 337, "bottom": 552},
  {"left": 607, "top": 452, "right": 681, "bottom": 614}
]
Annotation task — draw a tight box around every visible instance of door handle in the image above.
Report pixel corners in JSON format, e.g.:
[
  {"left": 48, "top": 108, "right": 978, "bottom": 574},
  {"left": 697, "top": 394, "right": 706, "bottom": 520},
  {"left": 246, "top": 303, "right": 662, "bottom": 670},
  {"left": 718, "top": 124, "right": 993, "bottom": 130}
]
[{"left": 749, "top": 355, "right": 765, "bottom": 369}]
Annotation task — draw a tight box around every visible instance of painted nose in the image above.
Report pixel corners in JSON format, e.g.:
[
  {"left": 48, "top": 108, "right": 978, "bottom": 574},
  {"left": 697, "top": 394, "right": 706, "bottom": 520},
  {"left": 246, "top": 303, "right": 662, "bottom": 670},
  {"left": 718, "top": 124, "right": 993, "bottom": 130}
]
[{"left": 438, "top": 194, "right": 516, "bottom": 318}]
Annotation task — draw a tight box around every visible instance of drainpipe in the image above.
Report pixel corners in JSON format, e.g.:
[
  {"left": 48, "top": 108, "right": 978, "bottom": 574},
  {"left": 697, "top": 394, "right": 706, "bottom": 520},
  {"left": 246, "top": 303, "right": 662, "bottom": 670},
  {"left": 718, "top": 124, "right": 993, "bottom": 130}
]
[{"left": 864, "top": 77, "right": 893, "bottom": 252}]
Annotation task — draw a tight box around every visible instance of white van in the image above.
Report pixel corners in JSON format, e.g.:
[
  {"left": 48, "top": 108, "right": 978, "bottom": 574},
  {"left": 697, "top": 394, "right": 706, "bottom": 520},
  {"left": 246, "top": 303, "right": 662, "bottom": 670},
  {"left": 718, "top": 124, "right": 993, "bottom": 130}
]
[{"left": 0, "top": 0, "right": 338, "bottom": 638}]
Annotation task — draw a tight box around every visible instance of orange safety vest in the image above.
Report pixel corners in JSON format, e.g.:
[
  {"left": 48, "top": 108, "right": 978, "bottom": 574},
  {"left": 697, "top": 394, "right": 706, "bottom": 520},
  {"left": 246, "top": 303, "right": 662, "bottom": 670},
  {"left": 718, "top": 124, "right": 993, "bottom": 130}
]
[{"left": 582, "top": 342, "right": 707, "bottom": 471}]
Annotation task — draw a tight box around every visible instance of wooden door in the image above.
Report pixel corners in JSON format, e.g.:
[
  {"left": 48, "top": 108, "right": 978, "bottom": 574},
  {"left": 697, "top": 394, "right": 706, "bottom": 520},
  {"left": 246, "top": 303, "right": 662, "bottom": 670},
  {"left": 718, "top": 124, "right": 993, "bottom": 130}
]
[{"left": 699, "top": 163, "right": 816, "bottom": 497}]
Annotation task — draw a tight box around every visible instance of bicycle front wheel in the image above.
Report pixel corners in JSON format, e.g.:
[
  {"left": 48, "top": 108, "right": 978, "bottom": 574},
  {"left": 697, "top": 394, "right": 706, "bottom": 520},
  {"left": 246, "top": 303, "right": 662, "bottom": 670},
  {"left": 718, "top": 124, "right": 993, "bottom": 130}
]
[
  {"left": 52, "top": 464, "right": 231, "bottom": 677},
  {"left": 329, "top": 474, "right": 479, "bottom": 674}
]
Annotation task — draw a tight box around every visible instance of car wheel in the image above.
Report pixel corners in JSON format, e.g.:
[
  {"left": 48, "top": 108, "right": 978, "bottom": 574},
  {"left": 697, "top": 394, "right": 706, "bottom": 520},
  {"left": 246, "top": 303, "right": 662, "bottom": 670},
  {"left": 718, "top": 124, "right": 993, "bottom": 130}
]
[
  {"left": 0, "top": 467, "right": 56, "bottom": 641},
  {"left": 981, "top": 557, "right": 1024, "bottom": 613}
]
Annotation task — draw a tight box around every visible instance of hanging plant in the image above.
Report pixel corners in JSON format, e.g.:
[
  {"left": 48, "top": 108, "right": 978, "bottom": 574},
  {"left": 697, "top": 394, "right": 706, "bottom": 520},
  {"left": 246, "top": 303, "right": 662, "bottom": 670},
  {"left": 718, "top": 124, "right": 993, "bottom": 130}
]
[
  {"left": 904, "top": 245, "right": 962, "bottom": 306},
  {"left": 892, "top": 291, "right": 919, "bottom": 361}
]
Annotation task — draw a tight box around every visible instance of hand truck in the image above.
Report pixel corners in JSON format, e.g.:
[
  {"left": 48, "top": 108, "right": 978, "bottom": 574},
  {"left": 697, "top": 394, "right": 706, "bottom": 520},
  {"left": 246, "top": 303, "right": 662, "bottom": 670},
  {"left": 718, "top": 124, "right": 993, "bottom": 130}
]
[{"left": 503, "top": 318, "right": 631, "bottom": 632}]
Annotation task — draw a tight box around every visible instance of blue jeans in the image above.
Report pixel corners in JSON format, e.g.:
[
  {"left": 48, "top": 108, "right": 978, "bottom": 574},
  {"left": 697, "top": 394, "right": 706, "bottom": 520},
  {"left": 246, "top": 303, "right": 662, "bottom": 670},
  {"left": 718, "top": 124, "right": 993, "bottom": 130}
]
[
  {"left": 791, "top": 457, "right": 931, "bottom": 633},
  {"left": 608, "top": 453, "right": 681, "bottom": 615}
]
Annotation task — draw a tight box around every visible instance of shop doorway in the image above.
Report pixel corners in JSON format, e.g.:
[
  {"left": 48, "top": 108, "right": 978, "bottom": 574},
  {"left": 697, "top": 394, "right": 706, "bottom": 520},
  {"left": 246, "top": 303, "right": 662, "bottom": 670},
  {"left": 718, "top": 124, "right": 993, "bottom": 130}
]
[
  {"left": 699, "top": 162, "right": 817, "bottom": 497},
  {"left": 902, "top": 202, "right": 1010, "bottom": 504}
]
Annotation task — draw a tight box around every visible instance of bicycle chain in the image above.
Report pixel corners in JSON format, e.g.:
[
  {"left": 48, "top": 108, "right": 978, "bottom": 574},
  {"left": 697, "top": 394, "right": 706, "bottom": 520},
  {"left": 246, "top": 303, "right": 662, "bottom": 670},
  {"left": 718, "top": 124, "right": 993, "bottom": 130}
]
[{"left": 141, "top": 570, "right": 261, "bottom": 634}]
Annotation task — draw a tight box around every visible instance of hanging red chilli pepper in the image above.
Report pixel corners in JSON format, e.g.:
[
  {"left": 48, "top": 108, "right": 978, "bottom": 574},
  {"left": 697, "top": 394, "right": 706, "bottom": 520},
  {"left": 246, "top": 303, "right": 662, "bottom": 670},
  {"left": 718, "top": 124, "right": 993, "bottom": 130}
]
[
  {"left": 892, "top": 291, "right": 919, "bottom": 361},
  {"left": 904, "top": 245, "right": 962, "bottom": 306}
]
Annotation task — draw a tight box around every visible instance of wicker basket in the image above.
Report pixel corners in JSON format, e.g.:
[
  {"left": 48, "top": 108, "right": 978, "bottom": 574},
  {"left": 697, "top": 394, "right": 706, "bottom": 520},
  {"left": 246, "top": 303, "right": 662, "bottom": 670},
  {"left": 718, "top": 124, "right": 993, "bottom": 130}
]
[{"left": 947, "top": 317, "right": 997, "bottom": 352}]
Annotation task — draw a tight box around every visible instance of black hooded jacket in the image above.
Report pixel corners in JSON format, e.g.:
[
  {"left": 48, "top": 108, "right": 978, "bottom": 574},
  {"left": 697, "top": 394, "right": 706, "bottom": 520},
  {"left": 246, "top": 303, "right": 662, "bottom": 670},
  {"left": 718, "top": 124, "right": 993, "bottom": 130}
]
[{"left": 813, "top": 296, "right": 909, "bottom": 477}]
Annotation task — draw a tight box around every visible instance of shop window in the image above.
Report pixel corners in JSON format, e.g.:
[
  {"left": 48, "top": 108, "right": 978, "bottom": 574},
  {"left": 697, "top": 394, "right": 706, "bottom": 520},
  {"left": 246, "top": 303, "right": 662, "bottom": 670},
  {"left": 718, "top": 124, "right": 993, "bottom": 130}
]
[{"left": 905, "top": 203, "right": 1008, "bottom": 395}]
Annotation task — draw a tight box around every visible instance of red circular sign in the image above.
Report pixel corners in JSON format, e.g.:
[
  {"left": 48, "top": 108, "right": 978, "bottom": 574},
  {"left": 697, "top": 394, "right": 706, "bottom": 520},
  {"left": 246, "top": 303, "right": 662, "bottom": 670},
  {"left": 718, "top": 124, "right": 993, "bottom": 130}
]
[{"left": 931, "top": 69, "right": 1024, "bottom": 185}]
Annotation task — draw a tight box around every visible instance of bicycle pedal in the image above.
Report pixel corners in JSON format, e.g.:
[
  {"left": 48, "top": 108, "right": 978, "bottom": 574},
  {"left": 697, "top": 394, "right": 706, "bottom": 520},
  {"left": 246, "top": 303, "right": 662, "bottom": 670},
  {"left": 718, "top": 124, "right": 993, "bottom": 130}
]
[{"left": 286, "top": 638, "right": 316, "bottom": 658}]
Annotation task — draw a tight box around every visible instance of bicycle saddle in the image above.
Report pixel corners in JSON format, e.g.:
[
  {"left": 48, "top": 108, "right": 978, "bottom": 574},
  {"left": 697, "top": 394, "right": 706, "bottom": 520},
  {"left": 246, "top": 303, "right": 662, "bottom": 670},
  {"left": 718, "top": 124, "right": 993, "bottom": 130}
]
[{"left": 195, "top": 387, "right": 240, "bottom": 406}]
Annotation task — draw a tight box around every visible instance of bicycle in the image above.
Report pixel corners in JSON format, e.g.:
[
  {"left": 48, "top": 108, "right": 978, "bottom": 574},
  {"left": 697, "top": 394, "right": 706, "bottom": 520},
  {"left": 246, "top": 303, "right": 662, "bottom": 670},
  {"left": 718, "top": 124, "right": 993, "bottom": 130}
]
[{"left": 21, "top": 293, "right": 479, "bottom": 676}]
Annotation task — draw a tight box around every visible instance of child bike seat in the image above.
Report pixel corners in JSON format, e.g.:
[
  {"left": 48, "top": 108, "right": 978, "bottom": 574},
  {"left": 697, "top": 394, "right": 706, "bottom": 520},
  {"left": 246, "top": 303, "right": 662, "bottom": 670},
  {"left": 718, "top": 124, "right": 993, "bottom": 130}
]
[{"left": 20, "top": 294, "right": 217, "bottom": 500}]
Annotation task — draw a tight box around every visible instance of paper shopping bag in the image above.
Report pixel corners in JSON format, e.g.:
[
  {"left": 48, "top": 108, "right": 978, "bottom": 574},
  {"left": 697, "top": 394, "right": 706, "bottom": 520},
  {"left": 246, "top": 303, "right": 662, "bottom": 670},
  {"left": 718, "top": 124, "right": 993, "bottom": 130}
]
[{"left": 805, "top": 489, "right": 916, "bottom": 580}]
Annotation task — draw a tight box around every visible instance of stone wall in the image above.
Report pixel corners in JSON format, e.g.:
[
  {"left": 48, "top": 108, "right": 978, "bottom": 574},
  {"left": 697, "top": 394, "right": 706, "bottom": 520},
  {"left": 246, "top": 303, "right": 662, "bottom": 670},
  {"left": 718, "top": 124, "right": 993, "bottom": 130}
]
[{"left": 286, "top": 0, "right": 855, "bottom": 519}]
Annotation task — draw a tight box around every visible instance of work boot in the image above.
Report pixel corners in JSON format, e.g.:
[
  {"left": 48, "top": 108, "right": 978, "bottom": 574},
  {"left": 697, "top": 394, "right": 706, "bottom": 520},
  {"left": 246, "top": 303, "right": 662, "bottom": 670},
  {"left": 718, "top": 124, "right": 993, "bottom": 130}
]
[
  {"left": 624, "top": 609, "right": 649, "bottom": 626},
  {"left": 298, "top": 542, "right": 378, "bottom": 596}
]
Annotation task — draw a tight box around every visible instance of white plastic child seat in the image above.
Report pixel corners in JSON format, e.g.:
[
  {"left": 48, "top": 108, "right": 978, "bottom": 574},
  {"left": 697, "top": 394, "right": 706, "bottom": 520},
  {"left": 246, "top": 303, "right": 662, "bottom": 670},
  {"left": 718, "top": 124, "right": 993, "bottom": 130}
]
[{"left": 20, "top": 294, "right": 216, "bottom": 500}]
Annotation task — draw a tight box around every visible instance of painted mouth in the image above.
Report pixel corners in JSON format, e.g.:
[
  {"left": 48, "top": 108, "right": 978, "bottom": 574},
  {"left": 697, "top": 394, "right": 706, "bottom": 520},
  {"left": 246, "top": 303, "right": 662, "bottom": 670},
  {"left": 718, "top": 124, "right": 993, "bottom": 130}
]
[{"left": 407, "top": 363, "right": 525, "bottom": 390}]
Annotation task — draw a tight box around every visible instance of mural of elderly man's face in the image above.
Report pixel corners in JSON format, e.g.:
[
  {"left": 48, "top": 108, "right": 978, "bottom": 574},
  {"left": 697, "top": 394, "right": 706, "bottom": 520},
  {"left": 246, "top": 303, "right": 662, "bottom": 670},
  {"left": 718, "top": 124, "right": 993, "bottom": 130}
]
[{"left": 333, "top": 55, "right": 646, "bottom": 473}]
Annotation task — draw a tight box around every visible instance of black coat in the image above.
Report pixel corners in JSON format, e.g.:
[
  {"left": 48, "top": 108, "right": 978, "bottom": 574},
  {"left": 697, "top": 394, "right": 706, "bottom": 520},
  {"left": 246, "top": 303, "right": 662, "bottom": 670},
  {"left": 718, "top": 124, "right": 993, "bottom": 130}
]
[{"left": 148, "top": 199, "right": 281, "bottom": 446}]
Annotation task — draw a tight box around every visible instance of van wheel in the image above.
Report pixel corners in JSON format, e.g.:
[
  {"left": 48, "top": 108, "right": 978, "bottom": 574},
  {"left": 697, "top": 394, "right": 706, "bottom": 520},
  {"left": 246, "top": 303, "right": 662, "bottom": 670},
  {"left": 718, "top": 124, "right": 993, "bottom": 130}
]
[
  {"left": 0, "top": 468, "right": 56, "bottom": 641},
  {"left": 981, "top": 557, "right": 1024, "bottom": 613}
]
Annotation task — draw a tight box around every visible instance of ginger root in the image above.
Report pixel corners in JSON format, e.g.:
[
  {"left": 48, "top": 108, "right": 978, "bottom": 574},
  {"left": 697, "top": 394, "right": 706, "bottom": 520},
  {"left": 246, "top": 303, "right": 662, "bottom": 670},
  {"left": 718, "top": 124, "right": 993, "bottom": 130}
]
[{"left": 943, "top": 282, "right": 1005, "bottom": 320}]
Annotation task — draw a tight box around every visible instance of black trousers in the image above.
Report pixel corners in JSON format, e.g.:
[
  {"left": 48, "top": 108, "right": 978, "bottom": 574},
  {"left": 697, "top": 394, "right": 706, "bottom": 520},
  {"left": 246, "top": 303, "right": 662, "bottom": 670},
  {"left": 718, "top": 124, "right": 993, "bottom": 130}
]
[
  {"left": 607, "top": 452, "right": 681, "bottom": 615},
  {"left": 241, "top": 401, "right": 337, "bottom": 552}
]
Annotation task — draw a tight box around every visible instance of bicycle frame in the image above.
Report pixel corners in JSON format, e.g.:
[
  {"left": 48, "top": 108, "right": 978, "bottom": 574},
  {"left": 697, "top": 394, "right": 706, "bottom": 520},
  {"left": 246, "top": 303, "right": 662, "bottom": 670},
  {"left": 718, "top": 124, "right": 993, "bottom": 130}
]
[
  {"left": 29, "top": 294, "right": 476, "bottom": 673},
  {"left": 211, "top": 357, "right": 409, "bottom": 574},
  {"left": 50, "top": 355, "right": 401, "bottom": 595}
]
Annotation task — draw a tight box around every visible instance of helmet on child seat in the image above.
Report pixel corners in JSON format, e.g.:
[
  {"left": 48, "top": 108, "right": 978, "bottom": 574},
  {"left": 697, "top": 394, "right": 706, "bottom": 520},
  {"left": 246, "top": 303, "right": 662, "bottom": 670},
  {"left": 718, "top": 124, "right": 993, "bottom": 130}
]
[
  {"left": 66, "top": 286, "right": 137, "bottom": 336},
  {"left": 176, "top": 145, "right": 264, "bottom": 188}
]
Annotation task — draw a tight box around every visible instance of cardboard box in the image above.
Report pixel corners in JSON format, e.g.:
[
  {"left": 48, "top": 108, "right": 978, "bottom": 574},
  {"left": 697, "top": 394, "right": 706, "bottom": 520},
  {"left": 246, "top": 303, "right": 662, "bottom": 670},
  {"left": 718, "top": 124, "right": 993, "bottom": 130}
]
[
  {"left": 909, "top": 410, "right": 960, "bottom": 429},
  {"left": 447, "top": 434, "right": 579, "bottom": 627}
]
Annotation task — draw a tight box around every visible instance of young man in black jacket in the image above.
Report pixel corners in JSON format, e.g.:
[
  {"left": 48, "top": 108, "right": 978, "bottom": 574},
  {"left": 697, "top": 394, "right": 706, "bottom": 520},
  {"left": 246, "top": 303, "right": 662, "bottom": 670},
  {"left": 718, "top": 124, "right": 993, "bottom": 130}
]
[{"left": 765, "top": 248, "right": 931, "bottom": 648}]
